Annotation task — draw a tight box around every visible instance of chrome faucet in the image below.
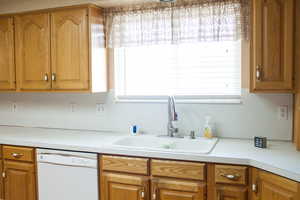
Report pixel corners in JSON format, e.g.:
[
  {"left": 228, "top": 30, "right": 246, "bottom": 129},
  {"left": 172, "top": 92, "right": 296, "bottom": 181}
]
[{"left": 167, "top": 96, "right": 178, "bottom": 137}]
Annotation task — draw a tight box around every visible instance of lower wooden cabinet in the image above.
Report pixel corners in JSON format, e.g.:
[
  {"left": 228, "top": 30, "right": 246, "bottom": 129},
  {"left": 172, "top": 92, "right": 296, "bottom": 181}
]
[
  {"left": 101, "top": 172, "right": 149, "bottom": 200},
  {"left": 3, "top": 160, "right": 36, "bottom": 200},
  {"left": 252, "top": 168, "right": 300, "bottom": 200},
  {"left": 152, "top": 178, "right": 206, "bottom": 200},
  {"left": 216, "top": 185, "right": 247, "bottom": 200}
]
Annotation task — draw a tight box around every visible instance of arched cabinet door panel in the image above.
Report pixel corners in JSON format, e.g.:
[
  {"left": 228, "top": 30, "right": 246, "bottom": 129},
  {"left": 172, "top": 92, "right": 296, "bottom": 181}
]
[
  {"left": 51, "top": 8, "right": 89, "bottom": 90},
  {"left": 15, "top": 13, "right": 51, "bottom": 90}
]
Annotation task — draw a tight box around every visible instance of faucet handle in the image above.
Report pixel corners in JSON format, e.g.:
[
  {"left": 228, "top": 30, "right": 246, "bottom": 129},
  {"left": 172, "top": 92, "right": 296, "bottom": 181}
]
[{"left": 190, "top": 131, "right": 196, "bottom": 139}]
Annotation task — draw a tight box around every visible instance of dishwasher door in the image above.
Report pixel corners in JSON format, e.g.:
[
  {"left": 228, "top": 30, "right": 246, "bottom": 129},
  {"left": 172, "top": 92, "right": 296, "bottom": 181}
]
[{"left": 37, "top": 149, "right": 98, "bottom": 200}]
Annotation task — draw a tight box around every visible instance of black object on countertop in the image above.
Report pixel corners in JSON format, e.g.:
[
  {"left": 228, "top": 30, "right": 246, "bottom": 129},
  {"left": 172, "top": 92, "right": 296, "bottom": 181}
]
[{"left": 254, "top": 137, "right": 267, "bottom": 148}]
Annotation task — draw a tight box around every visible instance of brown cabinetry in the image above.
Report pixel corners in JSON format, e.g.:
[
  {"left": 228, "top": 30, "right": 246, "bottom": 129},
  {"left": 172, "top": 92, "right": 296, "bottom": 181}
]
[
  {"left": 11, "top": 5, "right": 107, "bottom": 92},
  {"left": 2, "top": 145, "right": 36, "bottom": 200},
  {"left": 252, "top": 168, "right": 300, "bottom": 200},
  {"left": 251, "top": 0, "right": 294, "bottom": 92},
  {"left": 101, "top": 172, "right": 149, "bottom": 200},
  {"left": 152, "top": 178, "right": 206, "bottom": 200},
  {"left": 0, "top": 17, "right": 16, "bottom": 90},
  {"left": 15, "top": 13, "right": 51, "bottom": 90}
]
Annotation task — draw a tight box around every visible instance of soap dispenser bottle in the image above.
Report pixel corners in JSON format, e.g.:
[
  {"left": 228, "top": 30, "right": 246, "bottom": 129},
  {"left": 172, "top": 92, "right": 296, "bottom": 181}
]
[{"left": 203, "top": 116, "right": 214, "bottom": 139}]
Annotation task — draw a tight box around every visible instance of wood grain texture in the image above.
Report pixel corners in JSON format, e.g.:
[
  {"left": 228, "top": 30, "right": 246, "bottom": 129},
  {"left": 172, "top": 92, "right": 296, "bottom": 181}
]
[
  {"left": 152, "top": 178, "right": 206, "bottom": 200},
  {"left": 215, "top": 165, "right": 248, "bottom": 185},
  {"left": 15, "top": 13, "right": 51, "bottom": 90},
  {"left": 101, "top": 155, "right": 149, "bottom": 175},
  {"left": 216, "top": 185, "right": 248, "bottom": 200},
  {"left": 101, "top": 172, "right": 149, "bottom": 200},
  {"left": 3, "top": 160, "right": 36, "bottom": 200},
  {"left": 51, "top": 7, "right": 89, "bottom": 90},
  {"left": 151, "top": 159, "right": 205, "bottom": 181},
  {"left": 3, "top": 146, "right": 35, "bottom": 162},
  {"left": 294, "top": 94, "right": 300, "bottom": 151},
  {"left": 0, "top": 17, "right": 15, "bottom": 90},
  {"left": 252, "top": 168, "right": 300, "bottom": 200},
  {"left": 251, "top": 0, "right": 294, "bottom": 92}
]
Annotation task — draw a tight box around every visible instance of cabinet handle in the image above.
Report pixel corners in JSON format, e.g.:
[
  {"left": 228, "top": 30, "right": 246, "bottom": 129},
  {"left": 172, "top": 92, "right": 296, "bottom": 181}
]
[
  {"left": 140, "top": 191, "right": 145, "bottom": 199},
  {"left": 2, "top": 172, "right": 5, "bottom": 178},
  {"left": 152, "top": 187, "right": 157, "bottom": 200},
  {"left": 52, "top": 73, "right": 56, "bottom": 81},
  {"left": 220, "top": 173, "right": 240, "bottom": 181},
  {"left": 11, "top": 153, "right": 24, "bottom": 158},
  {"left": 256, "top": 65, "right": 262, "bottom": 81},
  {"left": 44, "top": 74, "right": 48, "bottom": 81}
]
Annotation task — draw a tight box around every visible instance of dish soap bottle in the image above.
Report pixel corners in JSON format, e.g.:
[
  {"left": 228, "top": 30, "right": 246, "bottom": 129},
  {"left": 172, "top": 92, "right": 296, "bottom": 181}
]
[{"left": 203, "top": 116, "right": 214, "bottom": 139}]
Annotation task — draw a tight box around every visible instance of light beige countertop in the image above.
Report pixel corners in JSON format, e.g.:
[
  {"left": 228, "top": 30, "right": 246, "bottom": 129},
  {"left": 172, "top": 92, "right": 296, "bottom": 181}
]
[{"left": 0, "top": 126, "right": 299, "bottom": 182}]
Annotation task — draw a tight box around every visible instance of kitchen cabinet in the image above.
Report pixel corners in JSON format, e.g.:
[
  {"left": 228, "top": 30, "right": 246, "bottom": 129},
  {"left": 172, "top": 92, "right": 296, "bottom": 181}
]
[
  {"left": 252, "top": 168, "right": 300, "bottom": 200},
  {"left": 101, "top": 172, "right": 149, "bottom": 200},
  {"left": 15, "top": 13, "right": 51, "bottom": 90},
  {"left": 51, "top": 8, "right": 89, "bottom": 90},
  {"left": 151, "top": 178, "right": 206, "bottom": 200},
  {"left": 2, "top": 146, "right": 36, "bottom": 200},
  {"left": 216, "top": 185, "right": 247, "bottom": 200},
  {"left": 0, "top": 17, "right": 16, "bottom": 90},
  {"left": 251, "top": 0, "right": 294, "bottom": 92},
  {"left": 3, "top": 161, "right": 36, "bottom": 200},
  {"left": 12, "top": 5, "right": 107, "bottom": 92}
]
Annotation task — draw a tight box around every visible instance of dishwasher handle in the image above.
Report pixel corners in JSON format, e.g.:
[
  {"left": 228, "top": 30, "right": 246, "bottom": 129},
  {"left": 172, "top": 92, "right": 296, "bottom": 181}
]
[{"left": 37, "top": 153, "right": 97, "bottom": 169}]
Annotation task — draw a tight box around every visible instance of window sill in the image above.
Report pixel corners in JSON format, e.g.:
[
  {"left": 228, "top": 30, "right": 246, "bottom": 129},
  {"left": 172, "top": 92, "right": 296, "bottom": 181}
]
[{"left": 115, "top": 97, "right": 242, "bottom": 104}]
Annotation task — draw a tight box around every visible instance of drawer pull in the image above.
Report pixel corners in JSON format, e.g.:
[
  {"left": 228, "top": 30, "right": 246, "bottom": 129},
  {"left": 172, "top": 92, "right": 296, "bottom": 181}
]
[
  {"left": 220, "top": 173, "right": 240, "bottom": 180},
  {"left": 11, "top": 153, "right": 24, "bottom": 158}
]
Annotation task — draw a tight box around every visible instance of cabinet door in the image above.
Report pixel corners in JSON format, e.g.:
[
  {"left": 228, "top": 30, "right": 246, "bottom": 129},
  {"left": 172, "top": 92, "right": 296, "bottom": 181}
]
[
  {"left": 251, "top": 0, "right": 294, "bottom": 92},
  {"left": 216, "top": 185, "right": 247, "bottom": 200},
  {"left": 101, "top": 172, "right": 149, "bottom": 200},
  {"left": 15, "top": 13, "right": 51, "bottom": 90},
  {"left": 152, "top": 178, "right": 206, "bottom": 200},
  {"left": 51, "top": 8, "right": 89, "bottom": 90},
  {"left": 4, "top": 161, "right": 36, "bottom": 200},
  {"left": 0, "top": 17, "right": 15, "bottom": 90},
  {"left": 252, "top": 168, "right": 300, "bottom": 200}
]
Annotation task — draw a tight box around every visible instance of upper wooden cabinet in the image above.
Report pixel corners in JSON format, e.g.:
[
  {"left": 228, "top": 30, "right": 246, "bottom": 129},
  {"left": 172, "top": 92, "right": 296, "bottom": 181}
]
[
  {"left": 13, "top": 5, "right": 107, "bottom": 92},
  {"left": 15, "top": 13, "right": 51, "bottom": 90},
  {"left": 51, "top": 8, "right": 89, "bottom": 90},
  {"left": 252, "top": 168, "right": 300, "bottom": 200},
  {"left": 251, "top": 0, "right": 294, "bottom": 92},
  {"left": 0, "top": 17, "right": 16, "bottom": 90}
]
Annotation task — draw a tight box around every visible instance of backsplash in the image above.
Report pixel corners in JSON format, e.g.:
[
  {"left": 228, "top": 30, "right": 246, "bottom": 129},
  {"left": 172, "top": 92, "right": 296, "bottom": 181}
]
[{"left": 0, "top": 89, "right": 293, "bottom": 140}]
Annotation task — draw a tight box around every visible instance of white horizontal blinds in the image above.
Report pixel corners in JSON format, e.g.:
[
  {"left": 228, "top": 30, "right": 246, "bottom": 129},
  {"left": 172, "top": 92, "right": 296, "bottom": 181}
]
[{"left": 115, "top": 41, "right": 241, "bottom": 97}]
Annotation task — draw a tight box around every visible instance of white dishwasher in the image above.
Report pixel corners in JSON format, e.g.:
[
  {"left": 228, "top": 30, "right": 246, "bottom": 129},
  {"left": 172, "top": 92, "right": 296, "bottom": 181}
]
[{"left": 37, "top": 149, "right": 98, "bottom": 200}]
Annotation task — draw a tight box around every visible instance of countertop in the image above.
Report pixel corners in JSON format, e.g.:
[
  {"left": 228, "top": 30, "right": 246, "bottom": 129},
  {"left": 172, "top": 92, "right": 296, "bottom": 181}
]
[{"left": 0, "top": 126, "right": 299, "bottom": 182}]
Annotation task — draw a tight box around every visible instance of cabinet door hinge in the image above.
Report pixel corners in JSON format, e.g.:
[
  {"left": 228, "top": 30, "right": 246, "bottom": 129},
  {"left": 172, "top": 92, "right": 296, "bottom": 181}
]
[{"left": 2, "top": 172, "right": 6, "bottom": 178}]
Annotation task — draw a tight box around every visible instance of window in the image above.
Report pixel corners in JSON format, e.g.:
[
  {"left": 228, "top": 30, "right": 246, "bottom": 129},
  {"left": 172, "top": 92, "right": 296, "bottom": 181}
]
[{"left": 114, "top": 41, "right": 241, "bottom": 103}]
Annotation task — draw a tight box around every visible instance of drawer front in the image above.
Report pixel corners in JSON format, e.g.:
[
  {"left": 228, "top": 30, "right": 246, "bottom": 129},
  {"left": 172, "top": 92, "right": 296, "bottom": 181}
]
[
  {"left": 3, "top": 145, "right": 35, "bottom": 162},
  {"left": 151, "top": 159, "right": 205, "bottom": 181},
  {"left": 215, "top": 165, "right": 248, "bottom": 185},
  {"left": 101, "top": 155, "right": 149, "bottom": 175}
]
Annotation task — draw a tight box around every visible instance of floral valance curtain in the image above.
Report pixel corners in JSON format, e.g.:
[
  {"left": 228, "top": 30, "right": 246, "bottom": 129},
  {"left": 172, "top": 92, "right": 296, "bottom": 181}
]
[{"left": 105, "top": 0, "right": 250, "bottom": 48}]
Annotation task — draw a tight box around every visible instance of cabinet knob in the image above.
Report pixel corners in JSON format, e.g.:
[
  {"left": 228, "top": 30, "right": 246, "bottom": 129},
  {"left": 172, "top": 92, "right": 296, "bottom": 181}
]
[
  {"left": 52, "top": 73, "right": 56, "bottom": 81},
  {"left": 44, "top": 74, "right": 48, "bottom": 81},
  {"left": 256, "top": 65, "right": 262, "bottom": 81}
]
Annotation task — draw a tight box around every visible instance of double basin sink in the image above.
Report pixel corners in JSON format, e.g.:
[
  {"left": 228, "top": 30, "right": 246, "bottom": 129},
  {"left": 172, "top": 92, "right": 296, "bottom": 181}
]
[{"left": 112, "top": 135, "right": 218, "bottom": 154}]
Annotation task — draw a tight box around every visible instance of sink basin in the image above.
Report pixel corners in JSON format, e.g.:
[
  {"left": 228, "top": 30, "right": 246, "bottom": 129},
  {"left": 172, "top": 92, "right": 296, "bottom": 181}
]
[{"left": 112, "top": 135, "right": 218, "bottom": 154}]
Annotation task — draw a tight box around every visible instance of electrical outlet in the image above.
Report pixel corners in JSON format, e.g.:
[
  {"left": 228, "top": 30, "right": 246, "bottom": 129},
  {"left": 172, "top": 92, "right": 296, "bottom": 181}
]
[
  {"left": 96, "top": 103, "right": 104, "bottom": 114},
  {"left": 278, "top": 105, "right": 288, "bottom": 120},
  {"left": 70, "top": 103, "right": 76, "bottom": 113}
]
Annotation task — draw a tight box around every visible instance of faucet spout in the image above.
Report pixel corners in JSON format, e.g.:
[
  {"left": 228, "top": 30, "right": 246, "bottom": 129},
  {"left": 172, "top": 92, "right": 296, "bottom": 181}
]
[{"left": 167, "top": 96, "right": 178, "bottom": 137}]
